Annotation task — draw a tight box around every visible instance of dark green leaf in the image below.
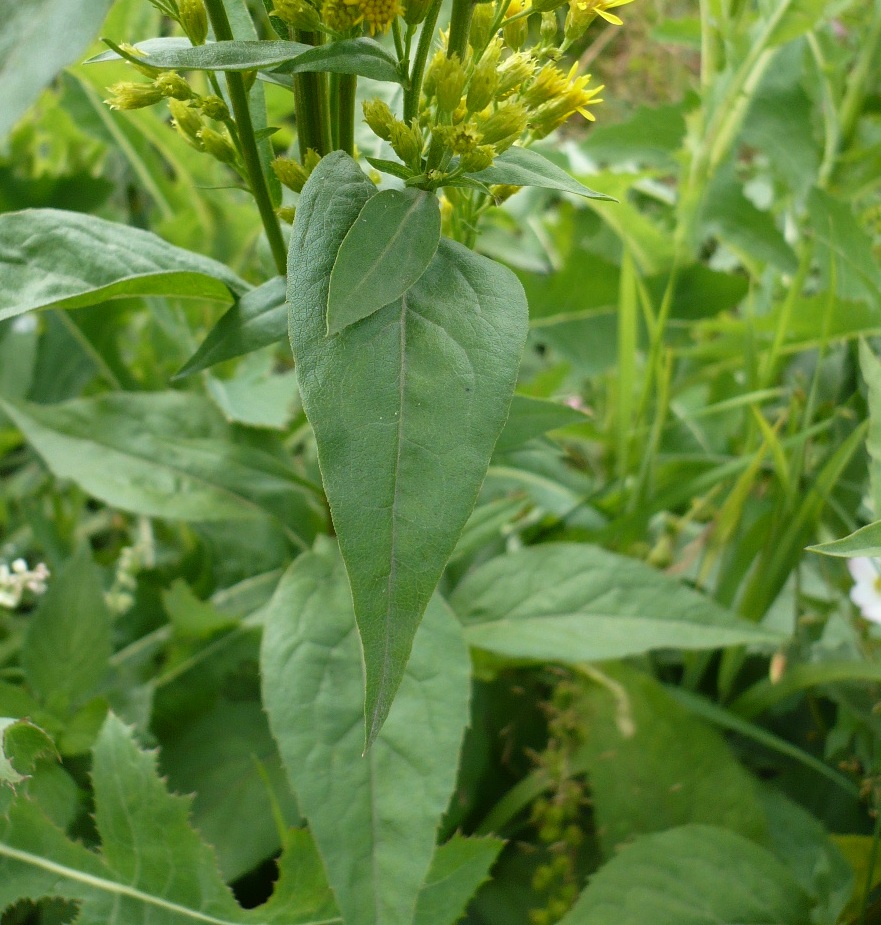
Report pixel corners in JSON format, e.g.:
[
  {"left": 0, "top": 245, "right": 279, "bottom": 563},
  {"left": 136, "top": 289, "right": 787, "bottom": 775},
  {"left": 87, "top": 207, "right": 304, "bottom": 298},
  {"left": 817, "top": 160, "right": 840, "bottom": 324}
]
[
  {"left": 450, "top": 543, "right": 783, "bottom": 663},
  {"left": 289, "top": 152, "right": 527, "bottom": 745},
  {"left": 0, "top": 210, "right": 248, "bottom": 323},
  {"left": 0, "top": 0, "right": 114, "bottom": 140},
  {"left": 175, "top": 276, "right": 287, "bottom": 378},
  {"left": 0, "top": 719, "right": 55, "bottom": 789},
  {"left": 327, "top": 189, "right": 441, "bottom": 335},
  {"left": 559, "top": 825, "right": 813, "bottom": 923},
  {"left": 471, "top": 147, "right": 614, "bottom": 200},
  {"left": 494, "top": 395, "right": 587, "bottom": 453},
  {"left": 365, "top": 157, "right": 415, "bottom": 181},
  {"left": 261, "top": 542, "right": 471, "bottom": 925}
]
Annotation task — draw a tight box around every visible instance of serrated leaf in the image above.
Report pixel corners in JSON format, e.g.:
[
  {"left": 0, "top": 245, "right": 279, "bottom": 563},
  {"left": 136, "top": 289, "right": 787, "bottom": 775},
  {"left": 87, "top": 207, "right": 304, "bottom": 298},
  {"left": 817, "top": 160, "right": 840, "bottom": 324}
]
[
  {"left": 327, "top": 188, "right": 441, "bottom": 335},
  {"left": 494, "top": 395, "right": 587, "bottom": 454},
  {"left": 470, "top": 147, "right": 613, "bottom": 200},
  {"left": 0, "top": 720, "right": 55, "bottom": 789},
  {"left": 0, "top": 0, "right": 114, "bottom": 140},
  {"left": 559, "top": 825, "right": 813, "bottom": 923},
  {"left": 89, "top": 36, "right": 402, "bottom": 84},
  {"left": 289, "top": 152, "right": 527, "bottom": 745},
  {"left": 22, "top": 545, "right": 111, "bottom": 714},
  {"left": 175, "top": 276, "right": 287, "bottom": 378},
  {"left": 0, "top": 392, "right": 320, "bottom": 548},
  {"left": 261, "top": 543, "right": 471, "bottom": 925},
  {"left": 414, "top": 836, "right": 504, "bottom": 925},
  {"left": 0, "top": 714, "right": 339, "bottom": 924},
  {"left": 450, "top": 543, "right": 783, "bottom": 663},
  {"left": 0, "top": 210, "right": 248, "bottom": 322}
]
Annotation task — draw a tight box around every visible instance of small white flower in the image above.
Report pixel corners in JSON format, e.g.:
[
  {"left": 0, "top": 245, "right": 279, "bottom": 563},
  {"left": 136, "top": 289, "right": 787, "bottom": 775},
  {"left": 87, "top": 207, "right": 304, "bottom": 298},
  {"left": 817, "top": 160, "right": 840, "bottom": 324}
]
[{"left": 848, "top": 557, "right": 881, "bottom": 624}]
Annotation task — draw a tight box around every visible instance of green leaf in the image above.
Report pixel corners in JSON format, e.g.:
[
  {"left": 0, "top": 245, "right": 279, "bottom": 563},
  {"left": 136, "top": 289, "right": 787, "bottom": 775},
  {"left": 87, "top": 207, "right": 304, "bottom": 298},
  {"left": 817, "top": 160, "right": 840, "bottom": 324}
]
[
  {"left": 450, "top": 543, "right": 783, "bottom": 663},
  {"left": 808, "top": 520, "right": 881, "bottom": 557},
  {"left": 90, "top": 36, "right": 402, "bottom": 84},
  {"left": 558, "top": 825, "right": 814, "bottom": 924},
  {"left": 0, "top": 713, "right": 339, "bottom": 924},
  {"left": 765, "top": 0, "right": 827, "bottom": 46},
  {"left": 494, "top": 395, "right": 587, "bottom": 454},
  {"left": 0, "top": 719, "right": 55, "bottom": 789},
  {"left": 206, "top": 353, "right": 300, "bottom": 431},
  {"left": 0, "top": 210, "right": 248, "bottom": 323},
  {"left": 860, "top": 338, "right": 881, "bottom": 515},
  {"left": 572, "top": 665, "right": 767, "bottom": 856},
  {"left": 580, "top": 103, "right": 687, "bottom": 168},
  {"left": 289, "top": 152, "right": 527, "bottom": 745},
  {"left": 0, "top": 392, "right": 320, "bottom": 548},
  {"left": 22, "top": 546, "right": 112, "bottom": 714},
  {"left": 175, "top": 276, "right": 287, "bottom": 378},
  {"left": 261, "top": 542, "right": 471, "bottom": 925},
  {"left": 414, "top": 836, "right": 505, "bottom": 925},
  {"left": 471, "top": 147, "right": 613, "bottom": 200},
  {"left": 327, "top": 189, "right": 441, "bottom": 335},
  {"left": 0, "top": 0, "right": 114, "bottom": 140}
]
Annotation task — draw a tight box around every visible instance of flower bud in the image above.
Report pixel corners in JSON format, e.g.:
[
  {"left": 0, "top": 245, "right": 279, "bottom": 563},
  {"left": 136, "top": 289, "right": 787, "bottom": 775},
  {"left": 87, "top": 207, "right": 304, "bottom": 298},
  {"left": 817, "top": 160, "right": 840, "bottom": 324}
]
[
  {"left": 200, "top": 95, "right": 230, "bottom": 121},
  {"left": 304, "top": 148, "right": 322, "bottom": 172},
  {"left": 437, "top": 122, "right": 479, "bottom": 154},
  {"left": 403, "top": 0, "right": 433, "bottom": 25},
  {"left": 178, "top": 0, "right": 209, "bottom": 43},
  {"left": 469, "top": 3, "right": 496, "bottom": 51},
  {"left": 540, "top": 10, "right": 558, "bottom": 42},
  {"left": 459, "top": 144, "right": 494, "bottom": 172},
  {"left": 491, "top": 183, "right": 521, "bottom": 203},
  {"left": 466, "top": 46, "right": 500, "bottom": 111},
  {"left": 362, "top": 98, "right": 397, "bottom": 141},
  {"left": 117, "top": 43, "right": 161, "bottom": 77},
  {"left": 105, "top": 81, "right": 165, "bottom": 110},
  {"left": 478, "top": 101, "right": 527, "bottom": 150},
  {"left": 563, "top": 0, "right": 592, "bottom": 44},
  {"left": 390, "top": 119, "right": 423, "bottom": 167},
  {"left": 272, "top": 157, "right": 310, "bottom": 192},
  {"left": 532, "top": 0, "right": 567, "bottom": 11},
  {"left": 198, "top": 126, "right": 238, "bottom": 165},
  {"left": 430, "top": 54, "right": 467, "bottom": 113},
  {"left": 503, "top": 0, "right": 531, "bottom": 49},
  {"left": 496, "top": 51, "right": 535, "bottom": 97},
  {"left": 322, "top": 0, "right": 360, "bottom": 31},
  {"left": 168, "top": 98, "right": 204, "bottom": 147},
  {"left": 272, "top": 0, "right": 323, "bottom": 28},
  {"left": 277, "top": 206, "right": 297, "bottom": 224},
  {"left": 154, "top": 71, "right": 194, "bottom": 101}
]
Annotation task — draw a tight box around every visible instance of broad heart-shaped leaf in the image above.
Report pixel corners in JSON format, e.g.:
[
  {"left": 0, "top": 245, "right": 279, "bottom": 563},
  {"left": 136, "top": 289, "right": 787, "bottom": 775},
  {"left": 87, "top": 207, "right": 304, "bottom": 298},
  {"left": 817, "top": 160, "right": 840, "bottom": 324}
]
[
  {"left": 289, "top": 151, "right": 527, "bottom": 745},
  {"left": 0, "top": 714, "right": 341, "bottom": 924},
  {"left": 0, "top": 0, "right": 113, "bottom": 140},
  {"left": 89, "top": 36, "right": 402, "bottom": 84},
  {"left": 449, "top": 543, "right": 783, "bottom": 663},
  {"left": 261, "top": 542, "right": 471, "bottom": 925},
  {"left": 494, "top": 394, "right": 587, "bottom": 454},
  {"left": 175, "top": 276, "right": 287, "bottom": 378},
  {"left": 0, "top": 392, "right": 321, "bottom": 548},
  {"left": 0, "top": 210, "right": 248, "bottom": 323},
  {"left": 559, "top": 825, "right": 814, "bottom": 924},
  {"left": 470, "top": 147, "right": 613, "bottom": 200},
  {"left": 327, "top": 189, "right": 441, "bottom": 335}
]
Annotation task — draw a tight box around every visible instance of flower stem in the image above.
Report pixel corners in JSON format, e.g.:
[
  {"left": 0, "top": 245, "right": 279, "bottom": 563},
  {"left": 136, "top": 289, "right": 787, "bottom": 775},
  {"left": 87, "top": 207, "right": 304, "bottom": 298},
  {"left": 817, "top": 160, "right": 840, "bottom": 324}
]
[
  {"left": 405, "top": 0, "right": 443, "bottom": 123},
  {"left": 293, "top": 30, "right": 334, "bottom": 158},
  {"left": 338, "top": 75, "right": 357, "bottom": 156},
  {"left": 447, "top": 0, "right": 476, "bottom": 60},
  {"left": 203, "top": 0, "right": 287, "bottom": 275}
]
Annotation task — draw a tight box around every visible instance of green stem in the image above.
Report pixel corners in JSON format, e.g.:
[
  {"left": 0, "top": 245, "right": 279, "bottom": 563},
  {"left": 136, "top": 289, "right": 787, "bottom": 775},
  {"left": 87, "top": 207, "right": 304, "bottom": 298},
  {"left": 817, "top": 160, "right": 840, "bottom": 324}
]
[
  {"left": 840, "top": 0, "right": 881, "bottom": 150},
  {"left": 338, "top": 74, "right": 357, "bottom": 156},
  {"left": 405, "top": 0, "right": 443, "bottom": 123},
  {"left": 447, "top": 0, "right": 476, "bottom": 60},
  {"left": 293, "top": 30, "right": 334, "bottom": 157},
  {"left": 203, "top": 0, "right": 287, "bottom": 275},
  {"left": 392, "top": 18, "right": 406, "bottom": 61}
]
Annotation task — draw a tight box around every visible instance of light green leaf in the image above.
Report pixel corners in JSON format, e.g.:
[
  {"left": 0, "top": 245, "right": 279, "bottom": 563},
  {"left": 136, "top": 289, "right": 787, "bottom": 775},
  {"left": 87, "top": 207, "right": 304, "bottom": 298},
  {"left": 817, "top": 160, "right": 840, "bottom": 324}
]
[
  {"left": 327, "top": 189, "right": 441, "bottom": 336},
  {"left": 765, "top": 0, "right": 827, "bottom": 46},
  {"left": 860, "top": 338, "right": 881, "bottom": 515},
  {"left": 450, "top": 543, "right": 783, "bottom": 663},
  {"left": 289, "top": 152, "right": 527, "bottom": 745},
  {"left": 0, "top": 713, "right": 339, "bottom": 924},
  {"left": 559, "top": 825, "right": 814, "bottom": 924},
  {"left": 0, "top": 0, "right": 114, "bottom": 140},
  {"left": 22, "top": 545, "right": 112, "bottom": 714},
  {"left": 414, "top": 836, "right": 504, "bottom": 925},
  {"left": 572, "top": 665, "right": 767, "bottom": 856},
  {"left": 494, "top": 395, "right": 587, "bottom": 454},
  {"left": 90, "top": 36, "right": 402, "bottom": 84},
  {"left": 261, "top": 543, "right": 471, "bottom": 925},
  {"left": 0, "top": 210, "right": 248, "bottom": 323},
  {"left": 206, "top": 354, "right": 300, "bottom": 431},
  {"left": 175, "top": 276, "right": 287, "bottom": 378},
  {"left": 471, "top": 147, "right": 612, "bottom": 200},
  {"left": 809, "top": 520, "right": 881, "bottom": 557},
  {"left": 0, "top": 719, "right": 55, "bottom": 789},
  {"left": 0, "top": 392, "right": 321, "bottom": 547}
]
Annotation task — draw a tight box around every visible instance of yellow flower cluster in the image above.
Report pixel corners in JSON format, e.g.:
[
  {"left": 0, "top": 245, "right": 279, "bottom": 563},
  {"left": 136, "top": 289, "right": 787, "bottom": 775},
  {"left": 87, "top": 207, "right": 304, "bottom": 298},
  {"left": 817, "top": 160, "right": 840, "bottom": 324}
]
[{"left": 343, "top": 0, "right": 402, "bottom": 34}]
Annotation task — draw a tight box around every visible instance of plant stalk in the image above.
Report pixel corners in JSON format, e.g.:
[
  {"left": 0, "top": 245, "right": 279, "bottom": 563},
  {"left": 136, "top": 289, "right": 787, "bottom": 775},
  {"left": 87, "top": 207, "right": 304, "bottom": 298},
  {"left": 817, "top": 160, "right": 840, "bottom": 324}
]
[
  {"left": 293, "top": 30, "right": 334, "bottom": 157},
  {"left": 203, "top": 0, "right": 287, "bottom": 275},
  {"left": 405, "top": 0, "right": 444, "bottom": 123},
  {"left": 338, "top": 75, "right": 357, "bottom": 156},
  {"left": 447, "top": 0, "right": 476, "bottom": 60}
]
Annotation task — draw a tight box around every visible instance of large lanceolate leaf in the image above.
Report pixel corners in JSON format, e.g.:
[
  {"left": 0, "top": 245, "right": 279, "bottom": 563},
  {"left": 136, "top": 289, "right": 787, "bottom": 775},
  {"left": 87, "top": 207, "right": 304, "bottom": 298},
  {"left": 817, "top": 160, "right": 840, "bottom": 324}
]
[
  {"left": 0, "top": 0, "right": 114, "bottom": 140},
  {"left": 450, "top": 543, "right": 782, "bottom": 663},
  {"left": 0, "top": 392, "right": 320, "bottom": 547},
  {"left": 471, "top": 147, "right": 613, "bottom": 200},
  {"left": 261, "top": 543, "right": 471, "bottom": 925},
  {"left": 0, "top": 714, "right": 340, "bottom": 924},
  {"left": 289, "top": 152, "right": 527, "bottom": 744},
  {"left": 559, "top": 826, "right": 813, "bottom": 924},
  {"left": 809, "top": 520, "right": 881, "bottom": 558},
  {"left": 0, "top": 210, "right": 248, "bottom": 322}
]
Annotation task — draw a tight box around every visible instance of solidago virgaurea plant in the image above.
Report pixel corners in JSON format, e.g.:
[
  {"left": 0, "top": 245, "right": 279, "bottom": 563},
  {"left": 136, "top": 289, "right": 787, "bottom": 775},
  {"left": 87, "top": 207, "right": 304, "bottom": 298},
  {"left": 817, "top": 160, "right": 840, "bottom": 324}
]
[{"left": 89, "top": 0, "right": 619, "bottom": 745}]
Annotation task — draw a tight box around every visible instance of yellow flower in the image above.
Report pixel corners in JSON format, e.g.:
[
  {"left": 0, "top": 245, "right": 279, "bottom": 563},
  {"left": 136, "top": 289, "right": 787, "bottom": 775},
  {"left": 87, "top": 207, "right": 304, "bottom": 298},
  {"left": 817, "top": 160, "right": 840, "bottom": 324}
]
[
  {"left": 343, "top": 0, "right": 402, "bottom": 34},
  {"left": 571, "top": 0, "right": 634, "bottom": 25},
  {"left": 528, "top": 65, "right": 603, "bottom": 137}
]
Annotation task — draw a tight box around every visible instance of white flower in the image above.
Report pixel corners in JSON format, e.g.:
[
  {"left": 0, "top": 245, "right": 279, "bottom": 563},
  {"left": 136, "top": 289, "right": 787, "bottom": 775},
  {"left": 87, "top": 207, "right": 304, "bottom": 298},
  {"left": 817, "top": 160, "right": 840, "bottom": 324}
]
[
  {"left": 848, "top": 557, "right": 881, "bottom": 623},
  {"left": 0, "top": 558, "right": 50, "bottom": 611}
]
